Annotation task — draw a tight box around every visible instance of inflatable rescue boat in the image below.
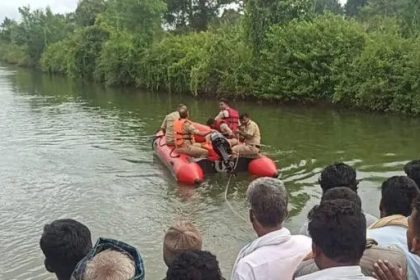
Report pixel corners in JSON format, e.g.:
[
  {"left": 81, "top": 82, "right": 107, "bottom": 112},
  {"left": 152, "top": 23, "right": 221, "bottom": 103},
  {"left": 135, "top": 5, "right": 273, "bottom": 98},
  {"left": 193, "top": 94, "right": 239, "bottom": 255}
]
[{"left": 153, "top": 123, "right": 278, "bottom": 185}]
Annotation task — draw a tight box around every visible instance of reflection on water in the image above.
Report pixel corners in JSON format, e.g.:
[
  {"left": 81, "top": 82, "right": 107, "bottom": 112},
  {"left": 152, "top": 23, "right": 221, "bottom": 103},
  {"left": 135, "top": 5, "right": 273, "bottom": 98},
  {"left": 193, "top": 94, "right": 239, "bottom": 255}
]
[{"left": 1, "top": 65, "right": 419, "bottom": 279}]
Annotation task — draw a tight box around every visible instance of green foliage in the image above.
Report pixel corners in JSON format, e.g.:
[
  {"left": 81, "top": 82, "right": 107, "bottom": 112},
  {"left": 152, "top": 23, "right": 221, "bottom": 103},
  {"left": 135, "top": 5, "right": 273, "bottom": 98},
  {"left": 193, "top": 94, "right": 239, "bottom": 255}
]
[
  {"left": 313, "top": 0, "right": 343, "bottom": 15},
  {"left": 102, "top": 0, "right": 166, "bottom": 41},
  {"left": 258, "top": 15, "right": 366, "bottom": 101},
  {"left": 335, "top": 33, "right": 420, "bottom": 114},
  {"left": 345, "top": 0, "right": 367, "bottom": 17},
  {"left": 244, "top": 0, "right": 314, "bottom": 55},
  {"left": 164, "top": 0, "right": 237, "bottom": 31},
  {"left": 139, "top": 25, "right": 253, "bottom": 96},
  {"left": 75, "top": 0, "right": 106, "bottom": 26},
  {"left": 0, "top": 42, "right": 29, "bottom": 65},
  {"left": 95, "top": 31, "right": 141, "bottom": 86}
]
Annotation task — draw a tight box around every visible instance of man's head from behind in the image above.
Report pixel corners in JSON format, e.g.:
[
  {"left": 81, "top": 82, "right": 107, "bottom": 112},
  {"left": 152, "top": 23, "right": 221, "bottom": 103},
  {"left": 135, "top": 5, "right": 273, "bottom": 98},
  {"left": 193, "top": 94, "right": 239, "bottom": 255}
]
[
  {"left": 163, "top": 221, "right": 203, "bottom": 267},
  {"left": 408, "top": 195, "right": 420, "bottom": 256},
  {"left": 380, "top": 176, "right": 420, "bottom": 218},
  {"left": 405, "top": 160, "right": 420, "bottom": 187},
  {"left": 166, "top": 250, "right": 222, "bottom": 280},
  {"left": 247, "top": 177, "right": 288, "bottom": 236},
  {"left": 319, "top": 163, "right": 358, "bottom": 194},
  {"left": 83, "top": 249, "right": 135, "bottom": 280},
  {"left": 177, "top": 104, "right": 187, "bottom": 112},
  {"left": 40, "top": 219, "right": 92, "bottom": 280},
  {"left": 309, "top": 199, "right": 366, "bottom": 270},
  {"left": 206, "top": 118, "right": 216, "bottom": 128},
  {"left": 178, "top": 107, "right": 189, "bottom": 119}
]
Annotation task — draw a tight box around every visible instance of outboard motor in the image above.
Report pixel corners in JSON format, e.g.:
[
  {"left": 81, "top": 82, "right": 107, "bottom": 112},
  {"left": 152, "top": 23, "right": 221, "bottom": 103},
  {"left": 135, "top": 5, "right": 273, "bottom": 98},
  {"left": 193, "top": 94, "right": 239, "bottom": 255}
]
[{"left": 210, "top": 132, "right": 235, "bottom": 173}]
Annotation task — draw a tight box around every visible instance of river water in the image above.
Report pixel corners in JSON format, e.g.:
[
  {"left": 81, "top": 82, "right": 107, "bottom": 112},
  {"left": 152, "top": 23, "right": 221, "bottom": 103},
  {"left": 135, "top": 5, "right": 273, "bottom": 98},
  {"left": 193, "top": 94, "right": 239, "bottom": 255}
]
[{"left": 0, "top": 64, "right": 419, "bottom": 279}]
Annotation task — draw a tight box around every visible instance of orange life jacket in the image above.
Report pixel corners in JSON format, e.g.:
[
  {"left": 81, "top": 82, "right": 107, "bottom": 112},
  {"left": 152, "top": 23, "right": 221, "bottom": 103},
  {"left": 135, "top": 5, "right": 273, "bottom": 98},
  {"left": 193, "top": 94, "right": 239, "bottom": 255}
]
[
  {"left": 174, "top": 119, "right": 194, "bottom": 148},
  {"left": 224, "top": 107, "right": 239, "bottom": 132}
]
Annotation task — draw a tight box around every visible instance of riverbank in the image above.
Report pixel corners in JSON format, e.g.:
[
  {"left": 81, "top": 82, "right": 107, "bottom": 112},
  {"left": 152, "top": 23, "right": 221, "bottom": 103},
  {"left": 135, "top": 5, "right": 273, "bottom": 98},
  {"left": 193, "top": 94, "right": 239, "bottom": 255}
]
[{"left": 2, "top": 1, "right": 420, "bottom": 116}]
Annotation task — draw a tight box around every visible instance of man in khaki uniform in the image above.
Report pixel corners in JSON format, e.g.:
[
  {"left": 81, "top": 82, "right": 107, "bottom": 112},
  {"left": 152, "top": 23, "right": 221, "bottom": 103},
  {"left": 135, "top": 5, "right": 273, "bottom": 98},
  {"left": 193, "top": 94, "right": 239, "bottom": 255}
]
[
  {"left": 175, "top": 108, "right": 211, "bottom": 158},
  {"left": 160, "top": 104, "right": 187, "bottom": 146},
  {"left": 232, "top": 113, "right": 261, "bottom": 158}
]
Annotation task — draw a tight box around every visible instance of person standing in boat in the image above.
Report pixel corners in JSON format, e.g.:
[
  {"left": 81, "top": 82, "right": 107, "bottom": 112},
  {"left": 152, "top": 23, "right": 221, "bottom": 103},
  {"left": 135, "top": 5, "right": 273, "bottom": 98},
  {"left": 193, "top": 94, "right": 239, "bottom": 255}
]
[
  {"left": 232, "top": 113, "right": 261, "bottom": 158},
  {"left": 174, "top": 108, "right": 212, "bottom": 158},
  {"left": 159, "top": 104, "right": 187, "bottom": 146},
  {"left": 215, "top": 98, "right": 240, "bottom": 133}
]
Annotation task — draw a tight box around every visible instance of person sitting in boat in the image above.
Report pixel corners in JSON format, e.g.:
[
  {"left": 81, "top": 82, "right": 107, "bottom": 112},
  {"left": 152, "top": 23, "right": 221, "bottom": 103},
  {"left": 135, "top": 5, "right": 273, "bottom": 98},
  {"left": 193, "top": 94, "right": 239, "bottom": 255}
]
[
  {"left": 174, "top": 108, "right": 212, "bottom": 158},
  {"left": 159, "top": 104, "right": 187, "bottom": 146},
  {"left": 215, "top": 98, "right": 240, "bottom": 133},
  {"left": 206, "top": 118, "right": 238, "bottom": 146},
  {"left": 232, "top": 113, "right": 261, "bottom": 158}
]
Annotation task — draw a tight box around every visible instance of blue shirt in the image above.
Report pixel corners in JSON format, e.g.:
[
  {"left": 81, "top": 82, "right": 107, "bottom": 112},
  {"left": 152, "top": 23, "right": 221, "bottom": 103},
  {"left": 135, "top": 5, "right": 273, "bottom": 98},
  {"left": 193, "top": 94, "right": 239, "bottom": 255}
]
[{"left": 367, "top": 226, "right": 420, "bottom": 279}]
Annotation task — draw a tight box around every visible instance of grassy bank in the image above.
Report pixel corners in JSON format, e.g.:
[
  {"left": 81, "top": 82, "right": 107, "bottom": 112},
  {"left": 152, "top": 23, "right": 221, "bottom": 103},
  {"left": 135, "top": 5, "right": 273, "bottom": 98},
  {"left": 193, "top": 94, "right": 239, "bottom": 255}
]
[{"left": 1, "top": 0, "right": 420, "bottom": 115}]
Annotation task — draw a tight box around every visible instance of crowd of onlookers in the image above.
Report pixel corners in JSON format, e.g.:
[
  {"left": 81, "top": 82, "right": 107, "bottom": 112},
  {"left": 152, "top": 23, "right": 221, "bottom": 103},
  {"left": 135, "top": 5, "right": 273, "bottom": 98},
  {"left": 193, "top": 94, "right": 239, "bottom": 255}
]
[{"left": 39, "top": 160, "right": 420, "bottom": 280}]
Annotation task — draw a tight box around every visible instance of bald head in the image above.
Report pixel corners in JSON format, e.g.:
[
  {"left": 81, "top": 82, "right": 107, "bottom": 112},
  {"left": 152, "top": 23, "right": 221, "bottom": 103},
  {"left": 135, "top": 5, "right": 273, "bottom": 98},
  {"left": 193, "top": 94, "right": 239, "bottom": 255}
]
[
  {"left": 83, "top": 249, "right": 135, "bottom": 280},
  {"left": 163, "top": 221, "right": 202, "bottom": 267}
]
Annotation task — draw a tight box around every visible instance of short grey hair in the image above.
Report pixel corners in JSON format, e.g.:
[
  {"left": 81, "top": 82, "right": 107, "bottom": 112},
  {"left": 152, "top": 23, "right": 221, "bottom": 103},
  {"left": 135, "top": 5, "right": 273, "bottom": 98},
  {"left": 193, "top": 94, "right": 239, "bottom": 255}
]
[
  {"left": 246, "top": 177, "right": 288, "bottom": 227},
  {"left": 83, "top": 249, "right": 135, "bottom": 280}
]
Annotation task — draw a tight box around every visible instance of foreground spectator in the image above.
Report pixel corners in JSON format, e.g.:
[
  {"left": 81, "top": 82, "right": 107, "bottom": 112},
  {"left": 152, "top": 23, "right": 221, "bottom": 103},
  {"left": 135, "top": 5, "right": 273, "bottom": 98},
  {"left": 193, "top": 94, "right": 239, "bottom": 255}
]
[
  {"left": 232, "top": 177, "right": 311, "bottom": 280},
  {"left": 300, "top": 163, "right": 377, "bottom": 235},
  {"left": 404, "top": 160, "right": 420, "bottom": 187},
  {"left": 166, "top": 250, "right": 223, "bottom": 280},
  {"left": 40, "top": 219, "right": 92, "bottom": 280},
  {"left": 294, "top": 187, "right": 407, "bottom": 278},
  {"left": 71, "top": 238, "right": 145, "bottom": 280},
  {"left": 297, "top": 199, "right": 374, "bottom": 279},
  {"left": 367, "top": 176, "right": 420, "bottom": 279},
  {"left": 163, "top": 221, "right": 202, "bottom": 267}
]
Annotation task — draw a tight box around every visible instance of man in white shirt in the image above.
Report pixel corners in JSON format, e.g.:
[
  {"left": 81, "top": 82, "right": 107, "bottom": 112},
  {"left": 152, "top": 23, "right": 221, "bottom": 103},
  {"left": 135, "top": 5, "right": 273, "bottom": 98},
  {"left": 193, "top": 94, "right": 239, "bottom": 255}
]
[
  {"left": 367, "top": 176, "right": 420, "bottom": 279},
  {"left": 231, "top": 177, "right": 312, "bottom": 280},
  {"left": 296, "top": 199, "right": 374, "bottom": 280}
]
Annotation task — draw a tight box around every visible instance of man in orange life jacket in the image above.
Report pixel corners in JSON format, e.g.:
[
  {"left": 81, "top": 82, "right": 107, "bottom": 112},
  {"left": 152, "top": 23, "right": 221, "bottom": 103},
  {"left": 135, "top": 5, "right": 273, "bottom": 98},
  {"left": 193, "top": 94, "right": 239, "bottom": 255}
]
[
  {"left": 215, "top": 98, "right": 239, "bottom": 133},
  {"left": 159, "top": 104, "right": 187, "bottom": 146},
  {"left": 174, "top": 108, "right": 212, "bottom": 158},
  {"left": 232, "top": 113, "right": 261, "bottom": 158}
]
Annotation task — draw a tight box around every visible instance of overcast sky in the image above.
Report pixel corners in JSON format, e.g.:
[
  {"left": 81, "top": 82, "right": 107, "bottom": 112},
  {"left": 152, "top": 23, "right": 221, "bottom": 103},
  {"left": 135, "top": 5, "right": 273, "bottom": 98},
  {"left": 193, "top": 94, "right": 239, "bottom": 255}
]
[{"left": 0, "top": 0, "right": 348, "bottom": 23}]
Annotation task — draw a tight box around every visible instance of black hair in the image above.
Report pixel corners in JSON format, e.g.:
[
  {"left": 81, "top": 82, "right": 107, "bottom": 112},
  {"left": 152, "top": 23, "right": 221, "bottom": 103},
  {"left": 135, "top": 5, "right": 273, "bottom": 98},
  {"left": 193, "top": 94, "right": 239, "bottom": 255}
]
[
  {"left": 240, "top": 113, "right": 249, "bottom": 120},
  {"left": 206, "top": 118, "right": 216, "bottom": 126},
  {"left": 218, "top": 98, "right": 230, "bottom": 106},
  {"left": 166, "top": 250, "right": 223, "bottom": 280},
  {"left": 405, "top": 160, "right": 420, "bottom": 187},
  {"left": 40, "top": 219, "right": 92, "bottom": 280},
  {"left": 319, "top": 163, "right": 358, "bottom": 193},
  {"left": 381, "top": 176, "right": 420, "bottom": 217},
  {"left": 321, "top": 187, "right": 362, "bottom": 208},
  {"left": 308, "top": 199, "right": 366, "bottom": 264}
]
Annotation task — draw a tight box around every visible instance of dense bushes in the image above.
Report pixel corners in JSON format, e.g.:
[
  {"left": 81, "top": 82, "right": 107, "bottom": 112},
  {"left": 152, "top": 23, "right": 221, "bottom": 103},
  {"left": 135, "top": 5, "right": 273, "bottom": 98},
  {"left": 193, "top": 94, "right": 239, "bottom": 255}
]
[
  {"left": 258, "top": 16, "right": 366, "bottom": 101},
  {"left": 335, "top": 33, "right": 420, "bottom": 114},
  {"left": 3, "top": 0, "right": 420, "bottom": 115}
]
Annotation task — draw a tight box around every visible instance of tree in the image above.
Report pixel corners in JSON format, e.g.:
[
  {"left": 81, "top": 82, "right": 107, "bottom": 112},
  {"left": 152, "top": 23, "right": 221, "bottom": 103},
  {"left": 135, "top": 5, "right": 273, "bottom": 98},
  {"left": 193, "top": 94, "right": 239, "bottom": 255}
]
[
  {"left": 244, "top": 0, "right": 313, "bottom": 56},
  {"left": 345, "top": 0, "right": 367, "bottom": 17},
  {"left": 102, "top": 0, "right": 166, "bottom": 42},
  {"left": 0, "top": 17, "right": 17, "bottom": 42},
  {"left": 164, "top": 0, "right": 237, "bottom": 31},
  {"left": 314, "top": 0, "right": 343, "bottom": 15},
  {"left": 75, "top": 0, "right": 106, "bottom": 26}
]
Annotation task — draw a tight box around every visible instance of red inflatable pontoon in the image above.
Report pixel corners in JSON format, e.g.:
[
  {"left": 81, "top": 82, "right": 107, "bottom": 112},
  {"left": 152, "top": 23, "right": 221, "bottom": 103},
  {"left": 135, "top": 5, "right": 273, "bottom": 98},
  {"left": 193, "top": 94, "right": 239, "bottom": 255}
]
[{"left": 153, "top": 123, "right": 279, "bottom": 185}]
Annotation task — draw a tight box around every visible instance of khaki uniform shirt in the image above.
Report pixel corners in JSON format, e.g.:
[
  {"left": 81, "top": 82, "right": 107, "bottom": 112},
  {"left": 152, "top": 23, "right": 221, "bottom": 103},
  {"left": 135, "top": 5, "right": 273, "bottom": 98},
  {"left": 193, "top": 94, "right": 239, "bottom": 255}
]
[
  {"left": 161, "top": 111, "right": 180, "bottom": 145},
  {"left": 240, "top": 120, "right": 261, "bottom": 145}
]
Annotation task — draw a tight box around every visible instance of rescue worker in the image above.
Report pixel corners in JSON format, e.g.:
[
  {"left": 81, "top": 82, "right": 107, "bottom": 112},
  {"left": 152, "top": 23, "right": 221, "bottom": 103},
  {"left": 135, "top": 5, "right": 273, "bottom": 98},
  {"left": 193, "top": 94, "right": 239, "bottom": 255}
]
[
  {"left": 215, "top": 98, "right": 240, "bottom": 132},
  {"left": 232, "top": 113, "right": 261, "bottom": 158},
  {"left": 206, "top": 118, "right": 238, "bottom": 146},
  {"left": 159, "top": 104, "right": 187, "bottom": 146},
  {"left": 174, "top": 108, "right": 212, "bottom": 158}
]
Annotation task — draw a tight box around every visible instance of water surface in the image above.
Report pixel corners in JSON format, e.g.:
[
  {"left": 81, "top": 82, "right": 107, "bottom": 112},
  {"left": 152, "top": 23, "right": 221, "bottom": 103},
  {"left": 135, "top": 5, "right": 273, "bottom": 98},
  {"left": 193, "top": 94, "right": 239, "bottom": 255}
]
[{"left": 0, "top": 65, "right": 419, "bottom": 279}]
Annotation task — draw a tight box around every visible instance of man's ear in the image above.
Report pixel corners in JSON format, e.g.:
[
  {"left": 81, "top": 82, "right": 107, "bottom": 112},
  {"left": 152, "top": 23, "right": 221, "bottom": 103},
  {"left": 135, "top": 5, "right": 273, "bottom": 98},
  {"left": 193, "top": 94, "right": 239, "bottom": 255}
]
[
  {"left": 249, "top": 209, "right": 254, "bottom": 223},
  {"left": 312, "top": 243, "right": 321, "bottom": 259},
  {"left": 44, "top": 259, "right": 54, "bottom": 273}
]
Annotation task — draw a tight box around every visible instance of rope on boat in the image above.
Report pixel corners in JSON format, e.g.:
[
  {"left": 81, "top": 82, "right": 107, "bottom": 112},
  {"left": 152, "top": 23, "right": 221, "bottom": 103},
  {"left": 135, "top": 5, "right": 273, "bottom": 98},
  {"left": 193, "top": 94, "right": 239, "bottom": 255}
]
[{"left": 224, "top": 154, "right": 248, "bottom": 223}]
